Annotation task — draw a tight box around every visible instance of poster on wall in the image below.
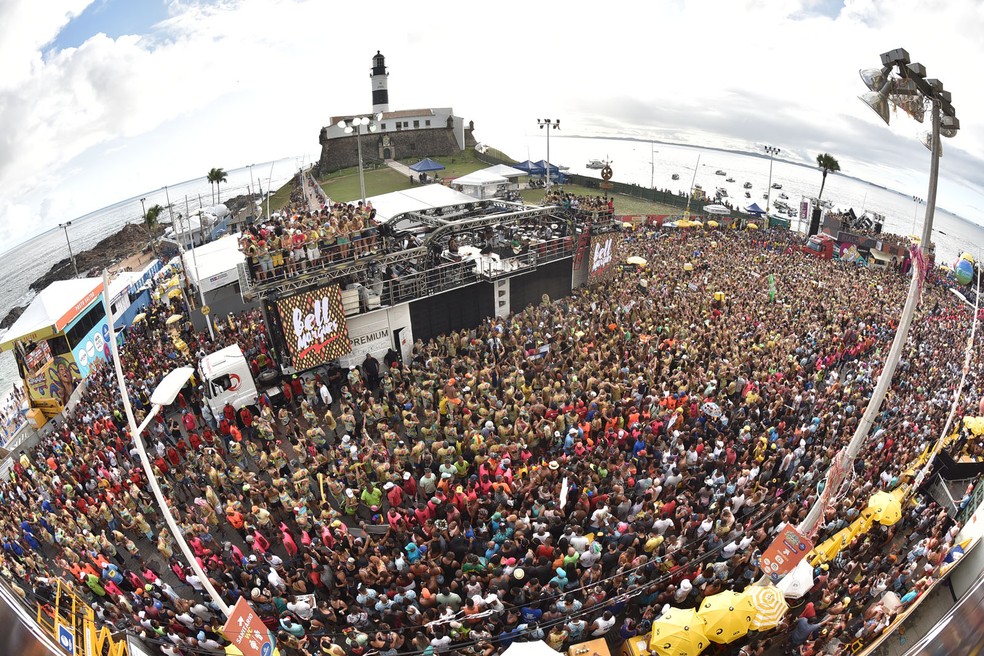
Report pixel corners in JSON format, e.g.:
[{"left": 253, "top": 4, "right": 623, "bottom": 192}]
[
  {"left": 72, "top": 319, "right": 112, "bottom": 377},
  {"left": 587, "top": 232, "right": 624, "bottom": 284},
  {"left": 26, "top": 348, "right": 81, "bottom": 418},
  {"left": 25, "top": 341, "right": 53, "bottom": 375},
  {"left": 275, "top": 285, "right": 352, "bottom": 371}
]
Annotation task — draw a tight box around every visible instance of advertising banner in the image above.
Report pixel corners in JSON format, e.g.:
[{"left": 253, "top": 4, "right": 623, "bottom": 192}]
[
  {"left": 275, "top": 285, "right": 352, "bottom": 371},
  {"left": 71, "top": 318, "right": 111, "bottom": 377},
  {"left": 760, "top": 525, "right": 813, "bottom": 582},
  {"left": 25, "top": 341, "right": 53, "bottom": 375},
  {"left": 26, "top": 349, "right": 81, "bottom": 418},
  {"left": 587, "top": 232, "right": 624, "bottom": 284}
]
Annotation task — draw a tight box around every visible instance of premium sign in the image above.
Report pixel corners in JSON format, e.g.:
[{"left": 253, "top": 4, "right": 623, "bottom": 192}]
[{"left": 276, "top": 286, "right": 352, "bottom": 371}]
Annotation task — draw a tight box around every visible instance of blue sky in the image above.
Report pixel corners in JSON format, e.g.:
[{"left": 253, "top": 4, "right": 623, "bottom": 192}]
[
  {"left": 46, "top": 0, "right": 168, "bottom": 52},
  {"left": 0, "top": 0, "right": 982, "bottom": 247}
]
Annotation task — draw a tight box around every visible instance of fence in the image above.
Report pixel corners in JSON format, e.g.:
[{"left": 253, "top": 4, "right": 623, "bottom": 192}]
[{"left": 473, "top": 150, "right": 700, "bottom": 212}]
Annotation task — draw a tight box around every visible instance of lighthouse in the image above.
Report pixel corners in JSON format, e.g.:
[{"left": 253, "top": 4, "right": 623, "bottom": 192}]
[{"left": 370, "top": 50, "right": 389, "bottom": 113}]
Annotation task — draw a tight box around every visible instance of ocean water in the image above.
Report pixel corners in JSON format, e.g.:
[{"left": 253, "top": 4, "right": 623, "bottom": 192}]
[
  {"left": 496, "top": 135, "right": 984, "bottom": 265},
  {"left": 0, "top": 158, "right": 300, "bottom": 394}
]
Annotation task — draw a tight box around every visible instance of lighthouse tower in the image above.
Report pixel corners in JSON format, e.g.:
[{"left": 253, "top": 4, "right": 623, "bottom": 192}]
[{"left": 370, "top": 51, "right": 389, "bottom": 114}]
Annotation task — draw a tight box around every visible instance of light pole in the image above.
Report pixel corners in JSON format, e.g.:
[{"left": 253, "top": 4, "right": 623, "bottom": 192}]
[
  {"left": 798, "top": 48, "right": 959, "bottom": 538},
  {"left": 763, "top": 145, "right": 780, "bottom": 217},
  {"left": 58, "top": 222, "right": 79, "bottom": 278},
  {"left": 537, "top": 118, "right": 560, "bottom": 191},
  {"left": 248, "top": 164, "right": 256, "bottom": 218},
  {"left": 337, "top": 114, "right": 383, "bottom": 204},
  {"left": 100, "top": 271, "right": 231, "bottom": 617}
]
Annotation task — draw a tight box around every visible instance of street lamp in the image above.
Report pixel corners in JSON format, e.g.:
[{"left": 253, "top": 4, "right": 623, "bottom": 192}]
[
  {"left": 100, "top": 271, "right": 232, "bottom": 617},
  {"left": 58, "top": 222, "right": 79, "bottom": 278},
  {"left": 337, "top": 113, "right": 383, "bottom": 204},
  {"left": 798, "top": 48, "right": 960, "bottom": 538},
  {"left": 910, "top": 196, "right": 923, "bottom": 235},
  {"left": 537, "top": 118, "right": 560, "bottom": 191},
  {"left": 763, "top": 145, "right": 780, "bottom": 217}
]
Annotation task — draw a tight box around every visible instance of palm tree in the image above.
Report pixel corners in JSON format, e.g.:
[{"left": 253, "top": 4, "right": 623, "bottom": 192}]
[
  {"left": 206, "top": 168, "right": 228, "bottom": 204},
  {"left": 144, "top": 204, "right": 163, "bottom": 231},
  {"left": 815, "top": 153, "right": 841, "bottom": 202}
]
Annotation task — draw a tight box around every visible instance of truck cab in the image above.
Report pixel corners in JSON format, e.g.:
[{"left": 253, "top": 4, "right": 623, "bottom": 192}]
[
  {"left": 199, "top": 344, "right": 267, "bottom": 417},
  {"left": 802, "top": 234, "right": 834, "bottom": 260}
]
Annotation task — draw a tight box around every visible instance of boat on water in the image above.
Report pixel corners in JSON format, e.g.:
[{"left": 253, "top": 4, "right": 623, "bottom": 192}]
[
  {"left": 715, "top": 170, "right": 726, "bottom": 176},
  {"left": 771, "top": 183, "right": 782, "bottom": 189},
  {"left": 762, "top": 193, "right": 768, "bottom": 199},
  {"left": 779, "top": 193, "right": 789, "bottom": 200},
  {"left": 725, "top": 177, "right": 735, "bottom": 183},
  {"left": 586, "top": 159, "right": 605, "bottom": 170},
  {"left": 671, "top": 173, "right": 680, "bottom": 180},
  {"left": 694, "top": 183, "right": 703, "bottom": 190},
  {"left": 743, "top": 182, "right": 752, "bottom": 189},
  {"left": 716, "top": 187, "right": 728, "bottom": 198},
  {"left": 745, "top": 191, "right": 751, "bottom": 198}
]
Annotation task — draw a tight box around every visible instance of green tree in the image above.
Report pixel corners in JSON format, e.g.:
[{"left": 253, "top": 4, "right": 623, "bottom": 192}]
[
  {"left": 207, "top": 167, "right": 228, "bottom": 205},
  {"left": 144, "top": 204, "right": 163, "bottom": 231},
  {"left": 815, "top": 153, "right": 841, "bottom": 202}
]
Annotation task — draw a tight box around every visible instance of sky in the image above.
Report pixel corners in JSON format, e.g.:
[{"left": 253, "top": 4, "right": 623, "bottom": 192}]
[{"left": 1, "top": 0, "right": 983, "bottom": 247}]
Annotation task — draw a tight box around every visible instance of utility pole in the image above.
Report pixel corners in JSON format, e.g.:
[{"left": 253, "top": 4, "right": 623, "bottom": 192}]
[{"left": 58, "top": 222, "right": 79, "bottom": 278}]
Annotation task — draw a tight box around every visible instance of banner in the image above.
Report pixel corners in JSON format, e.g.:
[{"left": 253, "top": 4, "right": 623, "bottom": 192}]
[
  {"left": 25, "top": 341, "right": 53, "bottom": 375},
  {"left": 275, "top": 285, "right": 352, "bottom": 371},
  {"left": 760, "top": 525, "right": 813, "bottom": 582},
  {"left": 71, "top": 318, "right": 111, "bottom": 377},
  {"left": 26, "top": 350, "right": 81, "bottom": 419},
  {"left": 587, "top": 233, "right": 624, "bottom": 284}
]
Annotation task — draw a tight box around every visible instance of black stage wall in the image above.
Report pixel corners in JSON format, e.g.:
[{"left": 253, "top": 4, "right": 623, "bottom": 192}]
[
  {"left": 409, "top": 281, "right": 495, "bottom": 344},
  {"left": 509, "top": 257, "right": 574, "bottom": 314}
]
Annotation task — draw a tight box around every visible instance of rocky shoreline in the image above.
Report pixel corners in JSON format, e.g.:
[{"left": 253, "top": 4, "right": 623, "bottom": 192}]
[
  {"left": 0, "top": 193, "right": 257, "bottom": 331},
  {"left": 0, "top": 223, "right": 156, "bottom": 330}
]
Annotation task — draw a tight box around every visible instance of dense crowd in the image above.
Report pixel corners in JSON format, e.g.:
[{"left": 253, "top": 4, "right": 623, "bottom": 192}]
[
  {"left": 0, "top": 383, "right": 28, "bottom": 445},
  {"left": 0, "top": 218, "right": 980, "bottom": 656}
]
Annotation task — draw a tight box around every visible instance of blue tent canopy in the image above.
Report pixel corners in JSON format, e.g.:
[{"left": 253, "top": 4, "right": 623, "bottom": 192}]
[
  {"left": 409, "top": 158, "right": 445, "bottom": 173},
  {"left": 533, "top": 160, "right": 560, "bottom": 174},
  {"left": 745, "top": 203, "right": 766, "bottom": 216},
  {"left": 512, "top": 160, "right": 541, "bottom": 174}
]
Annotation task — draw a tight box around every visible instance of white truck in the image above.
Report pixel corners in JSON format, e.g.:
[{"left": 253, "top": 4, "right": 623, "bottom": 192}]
[{"left": 198, "top": 344, "right": 281, "bottom": 417}]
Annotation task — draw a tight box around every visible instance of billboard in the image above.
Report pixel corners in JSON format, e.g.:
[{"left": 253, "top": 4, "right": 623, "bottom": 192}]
[
  {"left": 26, "top": 347, "right": 81, "bottom": 418},
  {"left": 71, "top": 318, "right": 111, "bottom": 377},
  {"left": 587, "top": 232, "right": 624, "bottom": 284},
  {"left": 275, "top": 285, "right": 351, "bottom": 371}
]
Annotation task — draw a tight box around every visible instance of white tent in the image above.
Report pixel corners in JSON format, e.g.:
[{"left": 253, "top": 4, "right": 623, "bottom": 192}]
[
  {"left": 453, "top": 170, "right": 510, "bottom": 200},
  {"left": 480, "top": 164, "right": 528, "bottom": 179},
  {"left": 702, "top": 204, "right": 732, "bottom": 215},
  {"left": 366, "top": 185, "right": 477, "bottom": 223},
  {"left": 182, "top": 235, "right": 245, "bottom": 293},
  {"left": 454, "top": 170, "right": 509, "bottom": 186},
  {"left": 0, "top": 278, "right": 105, "bottom": 351}
]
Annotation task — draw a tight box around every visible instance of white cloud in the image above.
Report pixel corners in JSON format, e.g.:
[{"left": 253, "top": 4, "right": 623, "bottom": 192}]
[{"left": 0, "top": 0, "right": 982, "bottom": 248}]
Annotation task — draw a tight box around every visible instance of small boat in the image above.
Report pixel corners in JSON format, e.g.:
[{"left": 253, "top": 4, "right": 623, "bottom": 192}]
[
  {"left": 771, "top": 183, "right": 782, "bottom": 189},
  {"left": 671, "top": 173, "right": 680, "bottom": 180},
  {"left": 725, "top": 177, "right": 735, "bottom": 183},
  {"left": 743, "top": 182, "right": 752, "bottom": 189},
  {"left": 694, "top": 184, "right": 703, "bottom": 190},
  {"left": 716, "top": 187, "right": 728, "bottom": 198},
  {"left": 762, "top": 193, "right": 768, "bottom": 199},
  {"left": 779, "top": 193, "right": 789, "bottom": 200},
  {"left": 744, "top": 192, "right": 751, "bottom": 199},
  {"left": 715, "top": 170, "right": 726, "bottom": 176},
  {"left": 586, "top": 159, "right": 605, "bottom": 169}
]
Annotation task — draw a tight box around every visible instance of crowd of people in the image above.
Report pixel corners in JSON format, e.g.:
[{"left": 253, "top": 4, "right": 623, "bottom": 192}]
[
  {"left": 239, "top": 180, "right": 380, "bottom": 283},
  {"left": 0, "top": 210, "right": 980, "bottom": 656},
  {"left": 0, "top": 383, "right": 28, "bottom": 446}
]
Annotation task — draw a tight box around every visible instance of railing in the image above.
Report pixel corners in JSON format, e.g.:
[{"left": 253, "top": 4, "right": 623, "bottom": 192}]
[{"left": 958, "top": 476, "right": 984, "bottom": 525}]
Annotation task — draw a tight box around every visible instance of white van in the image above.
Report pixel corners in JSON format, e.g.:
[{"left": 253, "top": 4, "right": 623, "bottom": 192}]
[{"left": 199, "top": 344, "right": 274, "bottom": 417}]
